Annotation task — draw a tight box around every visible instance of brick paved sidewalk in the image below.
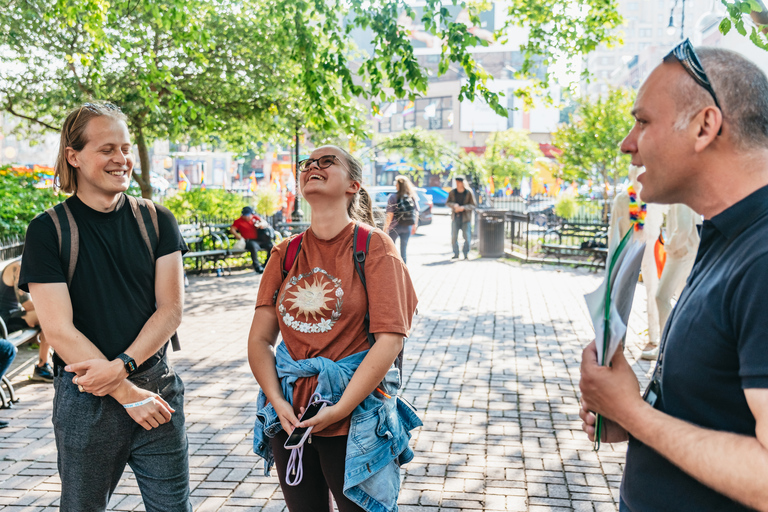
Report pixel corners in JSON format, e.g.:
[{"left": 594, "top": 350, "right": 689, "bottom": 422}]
[{"left": 0, "top": 215, "right": 655, "bottom": 511}]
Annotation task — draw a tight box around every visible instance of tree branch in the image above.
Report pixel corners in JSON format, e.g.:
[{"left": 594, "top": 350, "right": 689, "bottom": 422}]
[{"left": 3, "top": 101, "right": 59, "bottom": 131}]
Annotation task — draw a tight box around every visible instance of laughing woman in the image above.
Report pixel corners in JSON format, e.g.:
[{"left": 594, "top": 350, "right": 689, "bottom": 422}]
[{"left": 249, "top": 145, "right": 421, "bottom": 512}]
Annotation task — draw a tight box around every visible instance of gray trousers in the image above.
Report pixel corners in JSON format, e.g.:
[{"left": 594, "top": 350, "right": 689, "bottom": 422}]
[{"left": 52, "top": 358, "right": 191, "bottom": 512}]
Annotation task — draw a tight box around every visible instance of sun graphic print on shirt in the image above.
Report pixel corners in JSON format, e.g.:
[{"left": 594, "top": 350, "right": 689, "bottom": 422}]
[{"left": 278, "top": 268, "right": 344, "bottom": 334}]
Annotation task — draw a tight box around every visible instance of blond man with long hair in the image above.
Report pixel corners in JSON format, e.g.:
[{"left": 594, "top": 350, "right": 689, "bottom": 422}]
[{"left": 19, "top": 102, "right": 191, "bottom": 511}]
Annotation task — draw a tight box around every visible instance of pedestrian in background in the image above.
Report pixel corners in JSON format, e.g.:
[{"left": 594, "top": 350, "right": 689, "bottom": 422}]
[
  {"left": 383, "top": 175, "right": 419, "bottom": 264},
  {"left": 446, "top": 175, "right": 476, "bottom": 260},
  {"left": 230, "top": 206, "right": 274, "bottom": 273},
  {"left": 0, "top": 337, "right": 16, "bottom": 429},
  {"left": 249, "top": 145, "right": 420, "bottom": 512},
  {"left": 0, "top": 261, "right": 52, "bottom": 382}
]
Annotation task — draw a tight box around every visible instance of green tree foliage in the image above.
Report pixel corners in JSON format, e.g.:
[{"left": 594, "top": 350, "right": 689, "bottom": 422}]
[
  {"left": 551, "top": 87, "right": 635, "bottom": 220},
  {"left": 454, "top": 151, "right": 487, "bottom": 199},
  {"left": 162, "top": 188, "right": 247, "bottom": 221},
  {"left": 502, "top": 0, "right": 624, "bottom": 102},
  {"left": 374, "top": 128, "right": 456, "bottom": 182},
  {"left": 484, "top": 129, "right": 541, "bottom": 186},
  {"left": 0, "top": 167, "right": 62, "bottom": 237},
  {"left": 254, "top": 188, "right": 282, "bottom": 217},
  {"left": 0, "top": 0, "right": 520, "bottom": 200},
  {"left": 719, "top": 0, "right": 768, "bottom": 51}
]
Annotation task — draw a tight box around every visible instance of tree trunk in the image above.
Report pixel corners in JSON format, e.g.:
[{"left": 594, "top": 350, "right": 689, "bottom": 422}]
[{"left": 134, "top": 126, "right": 153, "bottom": 200}]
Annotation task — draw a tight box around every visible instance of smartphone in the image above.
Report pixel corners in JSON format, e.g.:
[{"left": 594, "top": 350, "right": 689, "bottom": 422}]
[{"left": 283, "top": 402, "right": 327, "bottom": 449}]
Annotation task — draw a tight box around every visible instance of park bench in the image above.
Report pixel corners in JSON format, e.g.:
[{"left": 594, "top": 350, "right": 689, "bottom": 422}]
[
  {"left": 206, "top": 222, "right": 267, "bottom": 272},
  {"left": 0, "top": 257, "right": 41, "bottom": 409},
  {"left": 184, "top": 221, "right": 285, "bottom": 275},
  {"left": 179, "top": 223, "right": 229, "bottom": 274},
  {"left": 275, "top": 221, "right": 311, "bottom": 236},
  {"left": 540, "top": 222, "right": 609, "bottom": 269}
]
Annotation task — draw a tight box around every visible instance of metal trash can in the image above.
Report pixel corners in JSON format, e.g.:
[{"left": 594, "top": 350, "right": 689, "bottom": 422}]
[{"left": 478, "top": 210, "right": 506, "bottom": 258}]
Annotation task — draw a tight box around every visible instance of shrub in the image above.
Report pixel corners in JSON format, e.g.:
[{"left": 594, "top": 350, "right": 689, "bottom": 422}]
[
  {"left": 161, "top": 188, "right": 248, "bottom": 221},
  {"left": 254, "top": 188, "right": 282, "bottom": 217},
  {"left": 554, "top": 194, "right": 577, "bottom": 220},
  {"left": 0, "top": 166, "right": 62, "bottom": 237}
]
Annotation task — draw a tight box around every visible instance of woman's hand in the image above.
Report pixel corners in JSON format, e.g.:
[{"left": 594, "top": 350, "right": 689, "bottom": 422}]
[
  {"left": 297, "top": 404, "right": 344, "bottom": 434},
  {"left": 273, "top": 397, "right": 300, "bottom": 435}
]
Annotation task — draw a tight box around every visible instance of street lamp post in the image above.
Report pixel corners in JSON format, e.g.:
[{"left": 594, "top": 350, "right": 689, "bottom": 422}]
[{"left": 667, "top": 0, "right": 686, "bottom": 40}]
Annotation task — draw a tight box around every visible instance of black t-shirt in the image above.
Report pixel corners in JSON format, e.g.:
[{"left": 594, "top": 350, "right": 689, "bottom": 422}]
[
  {"left": 19, "top": 194, "right": 187, "bottom": 360},
  {"left": 622, "top": 185, "right": 768, "bottom": 511}
]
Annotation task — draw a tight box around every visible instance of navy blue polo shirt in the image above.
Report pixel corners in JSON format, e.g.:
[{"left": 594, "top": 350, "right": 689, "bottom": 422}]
[{"left": 621, "top": 185, "right": 768, "bottom": 511}]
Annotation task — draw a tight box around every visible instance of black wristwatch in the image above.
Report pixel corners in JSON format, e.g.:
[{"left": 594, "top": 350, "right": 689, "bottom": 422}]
[{"left": 116, "top": 353, "right": 138, "bottom": 376}]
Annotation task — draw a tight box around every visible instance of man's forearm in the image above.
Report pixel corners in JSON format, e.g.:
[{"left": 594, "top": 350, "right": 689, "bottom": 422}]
[
  {"left": 624, "top": 403, "right": 768, "bottom": 511},
  {"left": 44, "top": 324, "right": 107, "bottom": 365},
  {"left": 124, "top": 302, "right": 182, "bottom": 366}
]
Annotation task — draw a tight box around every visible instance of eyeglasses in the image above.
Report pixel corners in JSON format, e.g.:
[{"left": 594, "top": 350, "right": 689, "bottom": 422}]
[
  {"left": 663, "top": 38, "right": 722, "bottom": 134},
  {"left": 297, "top": 155, "right": 348, "bottom": 173}
]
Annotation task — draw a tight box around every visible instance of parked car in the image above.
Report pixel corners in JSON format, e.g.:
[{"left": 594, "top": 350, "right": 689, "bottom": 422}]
[
  {"left": 367, "top": 185, "right": 433, "bottom": 228},
  {"left": 424, "top": 186, "right": 449, "bottom": 206}
]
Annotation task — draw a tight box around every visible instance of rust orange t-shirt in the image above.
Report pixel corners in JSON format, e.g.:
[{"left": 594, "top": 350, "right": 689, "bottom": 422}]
[{"left": 255, "top": 221, "right": 418, "bottom": 436}]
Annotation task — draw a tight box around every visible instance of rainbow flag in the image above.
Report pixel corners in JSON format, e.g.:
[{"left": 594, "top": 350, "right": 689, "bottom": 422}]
[
  {"left": 250, "top": 171, "right": 258, "bottom": 192},
  {"left": 488, "top": 176, "right": 495, "bottom": 195},
  {"left": 372, "top": 105, "right": 384, "bottom": 121},
  {"left": 200, "top": 169, "right": 206, "bottom": 190},
  {"left": 402, "top": 100, "right": 415, "bottom": 116},
  {"left": 178, "top": 169, "right": 191, "bottom": 191},
  {"left": 504, "top": 177, "right": 512, "bottom": 196}
]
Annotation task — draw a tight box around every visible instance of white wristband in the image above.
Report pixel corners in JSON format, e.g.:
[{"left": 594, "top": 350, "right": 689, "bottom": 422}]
[{"left": 123, "top": 397, "right": 156, "bottom": 409}]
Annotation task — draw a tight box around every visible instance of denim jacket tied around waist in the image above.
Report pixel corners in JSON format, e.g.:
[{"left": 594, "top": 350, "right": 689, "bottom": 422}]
[{"left": 253, "top": 342, "right": 422, "bottom": 512}]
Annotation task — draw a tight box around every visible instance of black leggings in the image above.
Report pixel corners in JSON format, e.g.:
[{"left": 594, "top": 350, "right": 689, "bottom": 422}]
[{"left": 270, "top": 430, "right": 364, "bottom": 512}]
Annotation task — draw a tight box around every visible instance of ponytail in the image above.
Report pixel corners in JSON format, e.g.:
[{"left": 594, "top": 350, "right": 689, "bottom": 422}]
[
  {"left": 349, "top": 186, "right": 376, "bottom": 227},
  {"left": 325, "top": 145, "right": 376, "bottom": 228}
]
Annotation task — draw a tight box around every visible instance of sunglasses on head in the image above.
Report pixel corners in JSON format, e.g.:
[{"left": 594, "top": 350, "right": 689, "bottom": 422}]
[
  {"left": 297, "top": 155, "right": 347, "bottom": 173},
  {"left": 663, "top": 38, "right": 722, "bottom": 135},
  {"left": 68, "top": 102, "right": 123, "bottom": 142}
]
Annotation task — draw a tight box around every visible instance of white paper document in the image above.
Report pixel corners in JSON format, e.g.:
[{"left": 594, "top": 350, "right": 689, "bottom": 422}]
[{"left": 584, "top": 227, "right": 646, "bottom": 366}]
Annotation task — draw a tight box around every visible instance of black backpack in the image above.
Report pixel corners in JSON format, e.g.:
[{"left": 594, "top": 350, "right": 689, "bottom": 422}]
[{"left": 394, "top": 195, "right": 417, "bottom": 226}]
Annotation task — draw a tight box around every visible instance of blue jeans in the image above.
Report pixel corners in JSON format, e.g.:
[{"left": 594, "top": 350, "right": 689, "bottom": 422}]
[
  {"left": 52, "top": 358, "right": 191, "bottom": 512},
  {"left": 451, "top": 218, "right": 471, "bottom": 257},
  {"left": 0, "top": 338, "right": 17, "bottom": 379},
  {"left": 388, "top": 227, "right": 411, "bottom": 263}
]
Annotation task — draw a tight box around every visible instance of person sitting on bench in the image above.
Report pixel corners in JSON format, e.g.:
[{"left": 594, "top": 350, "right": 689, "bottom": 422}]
[
  {"left": 0, "top": 337, "right": 16, "bottom": 428},
  {"left": 230, "top": 206, "right": 274, "bottom": 274},
  {"left": 0, "top": 261, "right": 51, "bottom": 382}
]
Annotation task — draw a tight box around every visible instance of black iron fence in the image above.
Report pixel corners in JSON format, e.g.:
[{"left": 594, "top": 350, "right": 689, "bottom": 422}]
[
  {"left": 0, "top": 235, "right": 24, "bottom": 262},
  {"left": 481, "top": 196, "right": 610, "bottom": 268}
]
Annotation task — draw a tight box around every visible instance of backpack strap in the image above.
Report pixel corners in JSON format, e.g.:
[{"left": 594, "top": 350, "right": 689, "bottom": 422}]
[
  {"left": 45, "top": 202, "right": 78, "bottom": 287},
  {"left": 126, "top": 196, "right": 178, "bottom": 351},
  {"left": 274, "top": 232, "right": 305, "bottom": 304},
  {"left": 127, "top": 195, "right": 159, "bottom": 261},
  {"left": 352, "top": 223, "right": 376, "bottom": 348},
  {"left": 283, "top": 233, "right": 305, "bottom": 279}
]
